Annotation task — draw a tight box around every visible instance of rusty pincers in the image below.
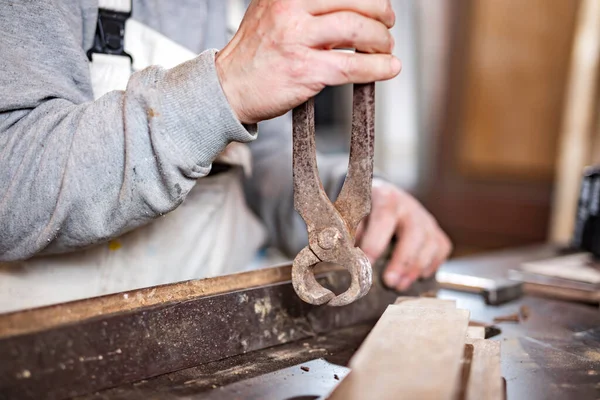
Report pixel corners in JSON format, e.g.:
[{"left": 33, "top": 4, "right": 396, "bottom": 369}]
[{"left": 292, "top": 83, "right": 375, "bottom": 307}]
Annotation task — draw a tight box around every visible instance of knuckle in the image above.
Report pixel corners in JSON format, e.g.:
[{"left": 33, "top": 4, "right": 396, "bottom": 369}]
[
  {"left": 384, "top": 0, "right": 396, "bottom": 26},
  {"left": 421, "top": 243, "right": 436, "bottom": 264},
  {"left": 436, "top": 231, "right": 452, "bottom": 257},
  {"left": 387, "top": 32, "right": 395, "bottom": 52},
  {"left": 443, "top": 235, "right": 454, "bottom": 255},
  {"left": 285, "top": 47, "right": 310, "bottom": 79},
  {"left": 345, "top": 14, "right": 362, "bottom": 41},
  {"left": 364, "top": 242, "right": 382, "bottom": 258},
  {"left": 336, "top": 55, "right": 354, "bottom": 81},
  {"left": 373, "top": 184, "right": 399, "bottom": 210},
  {"left": 270, "top": 0, "right": 291, "bottom": 17}
]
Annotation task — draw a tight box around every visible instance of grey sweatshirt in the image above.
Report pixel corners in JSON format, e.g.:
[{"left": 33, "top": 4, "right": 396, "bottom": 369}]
[{"left": 0, "top": 0, "right": 345, "bottom": 261}]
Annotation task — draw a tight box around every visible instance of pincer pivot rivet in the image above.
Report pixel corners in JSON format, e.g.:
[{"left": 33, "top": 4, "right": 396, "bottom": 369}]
[{"left": 318, "top": 227, "right": 340, "bottom": 250}]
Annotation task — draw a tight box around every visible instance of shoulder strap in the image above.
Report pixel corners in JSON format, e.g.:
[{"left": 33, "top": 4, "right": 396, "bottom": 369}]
[
  {"left": 87, "top": 0, "right": 133, "bottom": 61},
  {"left": 87, "top": 0, "right": 133, "bottom": 99}
]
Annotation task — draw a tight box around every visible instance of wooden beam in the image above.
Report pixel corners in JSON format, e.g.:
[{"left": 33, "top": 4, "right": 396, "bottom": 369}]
[
  {"left": 550, "top": 0, "right": 600, "bottom": 243},
  {"left": 0, "top": 263, "right": 348, "bottom": 339}
]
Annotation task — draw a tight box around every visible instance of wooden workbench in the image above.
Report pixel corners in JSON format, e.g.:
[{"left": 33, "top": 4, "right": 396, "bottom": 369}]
[{"left": 1, "top": 245, "right": 599, "bottom": 400}]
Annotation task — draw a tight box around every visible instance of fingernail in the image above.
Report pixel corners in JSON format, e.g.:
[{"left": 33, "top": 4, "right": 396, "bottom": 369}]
[
  {"left": 398, "top": 276, "right": 413, "bottom": 291},
  {"left": 384, "top": 271, "right": 400, "bottom": 287},
  {"left": 390, "top": 57, "right": 402, "bottom": 74}
]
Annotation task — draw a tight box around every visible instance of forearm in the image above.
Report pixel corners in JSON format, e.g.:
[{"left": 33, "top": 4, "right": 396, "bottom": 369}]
[{"left": 1, "top": 47, "right": 255, "bottom": 260}]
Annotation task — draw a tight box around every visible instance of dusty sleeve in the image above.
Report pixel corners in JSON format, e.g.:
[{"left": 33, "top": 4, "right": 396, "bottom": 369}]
[
  {"left": 0, "top": 2, "right": 256, "bottom": 261},
  {"left": 244, "top": 113, "right": 348, "bottom": 257}
]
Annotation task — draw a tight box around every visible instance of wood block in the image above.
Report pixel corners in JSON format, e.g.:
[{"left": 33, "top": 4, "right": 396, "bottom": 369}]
[
  {"left": 521, "top": 253, "right": 600, "bottom": 284},
  {"left": 466, "top": 326, "right": 486, "bottom": 340},
  {"left": 464, "top": 339, "right": 503, "bottom": 400},
  {"left": 328, "top": 304, "right": 470, "bottom": 400},
  {"left": 394, "top": 297, "right": 457, "bottom": 308}
]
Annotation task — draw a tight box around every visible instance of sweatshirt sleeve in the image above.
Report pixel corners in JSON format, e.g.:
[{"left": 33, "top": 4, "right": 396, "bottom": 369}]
[
  {"left": 0, "top": 2, "right": 256, "bottom": 261},
  {"left": 244, "top": 113, "right": 348, "bottom": 257}
]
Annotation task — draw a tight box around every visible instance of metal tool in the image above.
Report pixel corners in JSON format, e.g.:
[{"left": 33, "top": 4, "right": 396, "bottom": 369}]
[
  {"left": 436, "top": 271, "right": 523, "bottom": 306},
  {"left": 291, "top": 83, "right": 375, "bottom": 307}
]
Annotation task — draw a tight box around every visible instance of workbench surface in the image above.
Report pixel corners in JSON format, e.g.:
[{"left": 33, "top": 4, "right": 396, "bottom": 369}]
[
  {"left": 2, "top": 245, "right": 600, "bottom": 400},
  {"left": 74, "top": 245, "right": 600, "bottom": 400}
]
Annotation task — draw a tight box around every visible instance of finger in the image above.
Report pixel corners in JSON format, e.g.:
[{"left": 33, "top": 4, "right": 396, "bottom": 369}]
[
  {"left": 383, "top": 217, "right": 425, "bottom": 288},
  {"left": 315, "top": 51, "right": 401, "bottom": 85},
  {"left": 423, "top": 230, "right": 453, "bottom": 278},
  {"left": 399, "top": 232, "right": 437, "bottom": 289},
  {"left": 355, "top": 219, "right": 366, "bottom": 245},
  {"left": 307, "top": 12, "right": 394, "bottom": 54},
  {"left": 306, "top": 0, "right": 395, "bottom": 28},
  {"left": 359, "top": 210, "right": 396, "bottom": 264},
  {"left": 359, "top": 183, "right": 400, "bottom": 261}
]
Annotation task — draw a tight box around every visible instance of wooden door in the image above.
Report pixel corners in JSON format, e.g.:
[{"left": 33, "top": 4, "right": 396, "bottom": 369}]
[{"left": 424, "top": 0, "right": 581, "bottom": 253}]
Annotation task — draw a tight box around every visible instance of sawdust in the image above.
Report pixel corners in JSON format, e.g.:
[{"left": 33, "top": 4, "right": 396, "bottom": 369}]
[
  {"left": 253, "top": 297, "right": 273, "bottom": 322},
  {"left": 583, "top": 349, "right": 600, "bottom": 362}
]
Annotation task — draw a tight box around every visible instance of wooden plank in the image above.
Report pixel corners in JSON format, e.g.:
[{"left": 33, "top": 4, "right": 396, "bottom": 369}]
[
  {"left": 394, "top": 297, "right": 456, "bottom": 308},
  {"left": 522, "top": 282, "right": 600, "bottom": 304},
  {"left": 0, "top": 270, "right": 397, "bottom": 400},
  {"left": 551, "top": 0, "right": 600, "bottom": 243},
  {"left": 0, "top": 263, "right": 346, "bottom": 339},
  {"left": 466, "top": 326, "right": 486, "bottom": 340},
  {"left": 465, "top": 339, "right": 503, "bottom": 400},
  {"left": 328, "top": 304, "right": 470, "bottom": 400},
  {"left": 509, "top": 267, "right": 600, "bottom": 304}
]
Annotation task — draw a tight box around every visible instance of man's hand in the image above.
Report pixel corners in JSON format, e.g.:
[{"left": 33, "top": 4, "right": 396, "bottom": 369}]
[
  {"left": 357, "top": 179, "right": 452, "bottom": 291},
  {"left": 216, "top": 0, "right": 401, "bottom": 124}
]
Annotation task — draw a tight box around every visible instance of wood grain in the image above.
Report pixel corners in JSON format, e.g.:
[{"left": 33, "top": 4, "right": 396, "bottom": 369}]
[
  {"left": 458, "top": 0, "right": 579, "bottom": 181},
  {"left": 0, "top": 263, "right": 346, "bottom": 339},
  {"left": 328, "top": 303, "right": 470, "bottom": 400},
  {"left": 0, "top": 264, "right": 284, "bottom": 338},
  {"left": 425, "top": 1, "right": 580, "bottom": 252},
  {"left": 465, "top": 339, "right": 503, "bottom": 400}
]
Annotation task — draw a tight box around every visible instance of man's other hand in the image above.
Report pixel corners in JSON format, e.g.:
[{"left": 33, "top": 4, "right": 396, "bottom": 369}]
[
  {"left": 356, "top": 179, "right": 453, "bottom": 291},
  {"left": 215, "top": 0, "right": 401, "bottom": 125}
]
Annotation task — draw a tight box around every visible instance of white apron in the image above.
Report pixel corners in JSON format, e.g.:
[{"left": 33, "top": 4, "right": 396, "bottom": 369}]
[{"left": 0, "top": 0, "right": 267, "bottom": 314}]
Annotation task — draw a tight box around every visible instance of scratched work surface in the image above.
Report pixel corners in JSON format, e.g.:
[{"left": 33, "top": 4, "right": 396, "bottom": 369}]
[
  {"left": 2, "top": 245, "right": 600, "bottom": 400},
  {"left": 73, "top": 245, "right": 600, "bottom": 400}
]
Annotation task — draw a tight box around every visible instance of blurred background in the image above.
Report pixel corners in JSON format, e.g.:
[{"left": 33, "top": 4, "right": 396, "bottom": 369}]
[{"left": 314, "top": 0, "right": 600, "bottom": 257}]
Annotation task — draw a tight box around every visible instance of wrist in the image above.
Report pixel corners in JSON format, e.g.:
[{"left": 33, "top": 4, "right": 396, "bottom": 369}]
[{"left": 215, "top": 51, "right": 254, "bottom": 125}]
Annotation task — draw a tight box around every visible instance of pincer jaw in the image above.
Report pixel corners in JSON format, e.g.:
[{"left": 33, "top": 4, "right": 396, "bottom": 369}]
[{"left": 291, "top": 246, "right": 373, "bottom": 307}]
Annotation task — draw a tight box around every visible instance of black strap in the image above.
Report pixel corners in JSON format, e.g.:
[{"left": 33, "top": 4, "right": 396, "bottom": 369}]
[{"left": 87, "top": 7, "right": 133, "bottom": 61}]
